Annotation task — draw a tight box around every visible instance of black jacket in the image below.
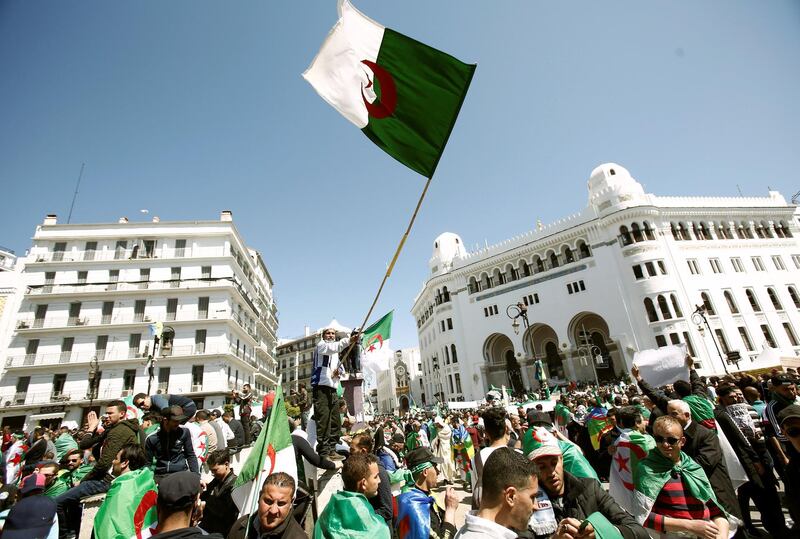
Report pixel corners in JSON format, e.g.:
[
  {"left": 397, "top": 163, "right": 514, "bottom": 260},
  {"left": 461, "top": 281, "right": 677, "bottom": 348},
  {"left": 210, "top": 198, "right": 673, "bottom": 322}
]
[
  {"left": 682, "top": 421, "right": 742, "bottom": 519},
  {"left": 528, "top": 472, "right": 649, "bottom": 539},
  {"left": 145, "top": 426, "right": 199, "bottom": 475},
  {"left": 227, "top": 419, "right": 245, "bottom": 449},
  {"left": 227, "top": 511, "right": 308, "bottom": 539},
  {"left": 200, "top": 471, "right": 239, "bottom": 536},
  {"left": 150, "top": 527, "right": 223, "bottom": 539},
  {"left": 369, "top": 462, "right": 393, "bottom": 526}
]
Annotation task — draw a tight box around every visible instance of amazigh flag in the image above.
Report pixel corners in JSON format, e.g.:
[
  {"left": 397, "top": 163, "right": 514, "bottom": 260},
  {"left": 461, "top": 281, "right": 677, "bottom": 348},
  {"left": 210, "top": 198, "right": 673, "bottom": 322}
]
[
  {"left": 361, "top": 311, "right": 393, "bottom": 370},
  {"left": 683, "top": 394, "right": 716, "bottom": 431},
  {"left": 231, "top": 385, "right": 297, "bottom": 517},
  {"left": 586, "top": 407, "right": 613, "bottom": 451},
  {"left": 303, "top": 0, "right": 475, "bottom": 178},
  {"left": 608, "top": 429, "right": 656, "bottom": 515},
  {"left": 94, "top": 467, "right": 158, "bottom": 539}
]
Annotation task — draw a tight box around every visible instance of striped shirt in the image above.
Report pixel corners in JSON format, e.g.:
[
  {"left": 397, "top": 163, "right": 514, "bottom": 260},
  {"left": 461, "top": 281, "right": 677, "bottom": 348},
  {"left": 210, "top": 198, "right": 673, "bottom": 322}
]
[{"left": 645, "top": 475, "right": 723, "bottom": 533}]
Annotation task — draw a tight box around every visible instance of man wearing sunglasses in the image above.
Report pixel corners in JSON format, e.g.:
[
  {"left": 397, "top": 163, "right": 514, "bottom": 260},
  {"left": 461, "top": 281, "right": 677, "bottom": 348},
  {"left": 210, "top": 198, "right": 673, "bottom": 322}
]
[{"left": 634, "top": 415, "right": 730, "bottom": 539}]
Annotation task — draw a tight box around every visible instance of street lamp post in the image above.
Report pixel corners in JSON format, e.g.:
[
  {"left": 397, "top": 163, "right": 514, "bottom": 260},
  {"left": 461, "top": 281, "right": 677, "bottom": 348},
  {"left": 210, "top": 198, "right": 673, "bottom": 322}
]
[
  {"left": 691, "top": 304, "right": 728, "bottom": 374},
  {"left": 507, "top": 302, "right": 549, "bottom": 398},
  {"left": 576, "top": 324, "right": 601, "bottom": 387}
]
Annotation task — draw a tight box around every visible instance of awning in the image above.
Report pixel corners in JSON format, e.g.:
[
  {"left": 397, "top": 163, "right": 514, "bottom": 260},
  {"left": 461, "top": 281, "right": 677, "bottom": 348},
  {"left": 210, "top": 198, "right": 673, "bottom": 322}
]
[{"left": 27, "top": 412, "right": 66, "bottom": 421}]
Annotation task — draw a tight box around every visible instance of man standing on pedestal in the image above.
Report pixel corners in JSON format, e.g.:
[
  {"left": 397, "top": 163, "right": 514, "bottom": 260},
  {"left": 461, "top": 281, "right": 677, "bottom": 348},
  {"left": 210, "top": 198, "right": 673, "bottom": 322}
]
[{"left": 311, "top": 327, "right": 358, "bottom": 460}]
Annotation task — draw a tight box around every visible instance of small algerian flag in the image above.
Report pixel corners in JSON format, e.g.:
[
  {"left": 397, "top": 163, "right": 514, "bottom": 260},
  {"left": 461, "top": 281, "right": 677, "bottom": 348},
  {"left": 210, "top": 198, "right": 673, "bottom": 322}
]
[
  {"left": 608, "top": 430, "right": 656, "bottom": 515},
  {"left": 94, "top": 467, "right": 158, "bottom": 539},
  {"left": 231, "top": 385, "right": 297, "bottom": 517},
  {"left": 303, "top": 0, "right": 476, "bottom": 178},
  {"left": 361, "top": 311, "right": 393, "bottom": 370}
]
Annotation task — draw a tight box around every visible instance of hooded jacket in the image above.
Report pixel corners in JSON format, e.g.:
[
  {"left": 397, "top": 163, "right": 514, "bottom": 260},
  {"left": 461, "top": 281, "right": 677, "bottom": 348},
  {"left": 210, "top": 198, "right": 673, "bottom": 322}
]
[
  {"left": 80, "top": 418, "right": 141, "bottom": 482},
  {"left": 145, "top": 426, "right": 199, "bottom": 475}
]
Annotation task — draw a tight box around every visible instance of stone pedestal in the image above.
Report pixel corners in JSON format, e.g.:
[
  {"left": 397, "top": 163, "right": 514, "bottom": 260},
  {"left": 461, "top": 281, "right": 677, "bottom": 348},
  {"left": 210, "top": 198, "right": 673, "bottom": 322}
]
[{"left": 341, "top": 377, "right": 364, "bottom": 417}]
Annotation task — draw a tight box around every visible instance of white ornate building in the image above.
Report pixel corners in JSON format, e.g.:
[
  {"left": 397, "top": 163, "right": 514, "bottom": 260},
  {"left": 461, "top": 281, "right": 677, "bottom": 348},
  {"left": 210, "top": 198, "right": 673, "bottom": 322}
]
[
  {"left": 412, "top": 163, "right": 800, "bottom": 404},
  {"left": 375, "top": 348, "right": 421, "bottom": 414},
  {"left": 0, "top": 212, "right": 279, "bottom": 431}
]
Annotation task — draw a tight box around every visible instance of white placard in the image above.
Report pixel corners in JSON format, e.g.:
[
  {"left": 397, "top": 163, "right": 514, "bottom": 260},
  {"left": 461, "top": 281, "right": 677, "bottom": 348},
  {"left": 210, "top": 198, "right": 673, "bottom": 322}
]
[{"left": 633, "top": 344, "right": 687, "bottom": 388}]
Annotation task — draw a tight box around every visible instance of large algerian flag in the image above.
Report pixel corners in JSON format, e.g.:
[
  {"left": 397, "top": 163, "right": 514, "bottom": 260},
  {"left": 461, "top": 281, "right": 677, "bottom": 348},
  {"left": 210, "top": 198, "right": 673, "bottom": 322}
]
[
  {"left": 608, "top": 429, "right": 656, "bottom": 515},
  {"left": 231, "top": 385, "right": 297, "bottom": 518},
  {"left": 361, "top": 311, "right": 393, "bottom": 371},
  {"left": 94, "top": 467, "right": 158, "bottom": 539},
  {"left": 303, "top": 0, "right": 476, "bottom": 178}
]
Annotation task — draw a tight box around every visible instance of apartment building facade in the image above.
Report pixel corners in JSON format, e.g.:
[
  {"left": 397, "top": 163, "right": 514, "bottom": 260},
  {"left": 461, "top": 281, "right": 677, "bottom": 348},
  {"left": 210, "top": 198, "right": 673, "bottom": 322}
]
[{"left": 0, "top": 212, "right": 278, "bottom": 430}]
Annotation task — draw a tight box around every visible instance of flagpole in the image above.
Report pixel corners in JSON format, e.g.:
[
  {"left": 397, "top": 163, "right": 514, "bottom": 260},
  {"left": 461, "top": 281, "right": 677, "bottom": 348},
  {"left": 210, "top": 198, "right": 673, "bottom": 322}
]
[{"left": 336, "top": 175, "right": 434, "bottom": 367}]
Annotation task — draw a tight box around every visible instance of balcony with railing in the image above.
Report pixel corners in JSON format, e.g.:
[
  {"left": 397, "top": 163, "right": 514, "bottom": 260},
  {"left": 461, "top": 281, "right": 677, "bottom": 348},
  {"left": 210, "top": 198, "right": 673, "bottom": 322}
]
[
  {"left": 4, "top": 342, "right": 257, "bottom": 369},
  {"left": 26, "top": 277, "right": 238, "bottom": 297},
  {"left": 29, "top": 246, "right": 228, "bottom": 264}
]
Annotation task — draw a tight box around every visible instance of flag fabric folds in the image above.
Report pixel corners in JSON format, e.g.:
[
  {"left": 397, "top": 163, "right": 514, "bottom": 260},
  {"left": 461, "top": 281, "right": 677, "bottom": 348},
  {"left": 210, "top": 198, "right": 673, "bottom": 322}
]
[
  {"left": 314, "top": 490, "right": 390, "bottom": 539},
  {"left": 231, "top": 385, "right": 297, "bottom": 517},
  {"left": 586, "top": 407, "right": 613, "bottom": 451},
  {"left": 361, "top": 311, "right": 393, "bottom": 371},
  {"left": 608, "top": 429, "right": 655, "bottom": 515},
  {"left": 94, "top": 467, "right": 158, "bottom": 539},
  {"left": 396, "top": 488, "right": 435, "bottom": 539},
  {"left": 303, "top": 0, "right": 475, "bottom": 178}
]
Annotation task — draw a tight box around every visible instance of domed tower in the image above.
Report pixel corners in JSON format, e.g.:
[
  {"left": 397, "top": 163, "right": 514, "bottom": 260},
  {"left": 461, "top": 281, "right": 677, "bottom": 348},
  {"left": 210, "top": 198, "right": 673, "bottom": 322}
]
[
  {"left": 587, "top": 163, "right": 647, "bottom": 215},
  {"left": 429, "top": 232, "right": 466, "bottom": 276}
]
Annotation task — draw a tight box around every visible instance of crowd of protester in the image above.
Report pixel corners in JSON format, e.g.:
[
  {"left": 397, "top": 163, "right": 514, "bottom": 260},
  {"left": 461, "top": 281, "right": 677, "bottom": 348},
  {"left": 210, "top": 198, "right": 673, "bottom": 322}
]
[{"left": 1, "top": 350, "right": 799, "bottom": 538}]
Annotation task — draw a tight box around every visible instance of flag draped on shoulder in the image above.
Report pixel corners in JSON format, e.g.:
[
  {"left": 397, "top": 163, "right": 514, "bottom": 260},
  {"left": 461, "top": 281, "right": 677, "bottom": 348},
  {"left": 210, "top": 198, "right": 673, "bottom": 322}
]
[
  {"left": 303, "top": 0, "right": 476, "bottom": 178},
  {"left": 231, "top": 385, "right": 297, "bottom": 517},
  {"left": 632, "top": 449, "right": 722, "bottom": 526},
  {"left": 608, "top": 430, "right": 655, "bottom": 515},
  {"left": 361, "top": 311, "right": 393, "bottom": 371},
  {"left": 94, "top": 467, "right": 158, "bottom": 539},
  {"left": 315, "top": 491, "right": 390, "bottom": 539}
]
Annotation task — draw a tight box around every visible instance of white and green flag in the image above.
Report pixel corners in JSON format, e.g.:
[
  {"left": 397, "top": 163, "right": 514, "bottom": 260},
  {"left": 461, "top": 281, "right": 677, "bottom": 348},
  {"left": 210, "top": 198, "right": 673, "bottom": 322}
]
[
  {"left": 608, "top": 429, "right": 655, "bottom": 515},
  {"left": 303, "top": 0, "right": 475, "bottom": 178},
  {"left": 231, "top": 385, "right": 297, "bottom": 517},
  {"left": 361, "top": 311, "right": 393, "bottom": 372}
]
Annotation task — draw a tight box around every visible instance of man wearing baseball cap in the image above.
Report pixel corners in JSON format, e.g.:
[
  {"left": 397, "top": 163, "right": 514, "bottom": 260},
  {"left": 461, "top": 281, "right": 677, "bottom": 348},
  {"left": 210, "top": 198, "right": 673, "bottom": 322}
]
[
  {"left": 526, "top": 429, "right": 647, "bottom": 539},
  {"left": 2, "top": 495, "right": 58, "bottom": 539},
  {"left": 395, "top": 447, "right": 459, "bottom": 539},
  {"left": 150, "top": 471, "right": 223, "bottom": 539}
]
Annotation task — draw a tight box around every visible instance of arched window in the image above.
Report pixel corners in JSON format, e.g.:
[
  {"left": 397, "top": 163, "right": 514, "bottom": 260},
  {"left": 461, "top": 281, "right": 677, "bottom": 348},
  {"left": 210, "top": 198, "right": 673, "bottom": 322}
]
[
  {"left": 773, "top": 222, "right": 785, "bottom": 238},
  {"left": 549, "top": 252, "right": 559, "bottom": 269},
  {"left": 643, "top": 222, "right": 655, "bottom": 241},
  {"left": 746, "top": 289, "right": 761, "bottom": 312},
  {"left": 780, "top": 220, "right": 793, "bottom": 238},
  {"left": 533, "top": 256, "right": 544, "bottom": 273},
  {"left": 544, "top": 342, "right": 564, "bottom": 379},
  {"left": 644, "top": 298, "right": 658, "bottom": 322},
  {"left": 701, "top": 292, "right": 716, "bottom": 316},
  {"left": 679, "top": 223, "right": 691, "bottom": 241},
  {"left": 435, "top": 289, "right": 442, "bottom": 305},
  {"left": 671, "top": 294, "right": 683, "bottom": 317},
  {"left": 468, "top": 276, "right": 479, "bottom": 294},
  {"left": 768, "top": 287, "right": 783, "bottom": 310},
  {"left": 493, "top": 268, "right": 505, "bottom": 286},
  {"left": 505, "top": 264, "right": 517, "bottom": 282},
  {"left": 788, "top": 286, "right": 800, "bottom": 309},
  {"left": 442, "top": 286, "right": 450, "bottom": 302},
  {"left": 451, "top": 344, "right": 458, "bottom": 363},
  {"left": 631, "top": 223, "right": 644, "bottom": 243},
  {"left": 620, "top": 226, "right": 633, "bottom": 246},
  {"left": 754, "top": 222, "right": 766, "bottom": 238},
  {"left": 761, "top": 221, "right": 773, "bottom": 238},
  {"left": 658, "top": 295, "right": 672, "bottom": 319},
  {"left": 671, "top": 223, "right": 682, "bottom": 241},
  {"left": 520, "top": 260, "right": 531, "bottom": 277},
  {"left": 480, "top": 273, "right": 491, "bottom": 290},
  {"left": 563, "top": 246, "right": 574, "bottom": 264},
  {"left": 739, "top": 222, "right": 753, "bottom": 239},
  {"left": 717, "top": 222, "right": 731, "bottom": 239},
  {"left": 578, "top": 241, "right": 591, "bottom": 259},
  {"left": 724, "top": 291, "right": 739, "bottom": 314},
  {"left": 699, "top": 222, "right": 711, "bottom": 240}
]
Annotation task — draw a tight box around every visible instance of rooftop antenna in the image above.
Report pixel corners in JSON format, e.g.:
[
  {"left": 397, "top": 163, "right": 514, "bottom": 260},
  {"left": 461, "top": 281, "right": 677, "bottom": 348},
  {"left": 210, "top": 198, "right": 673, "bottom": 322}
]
[{"left": 67, "top": 162, "right": 85, "bottom": 224}]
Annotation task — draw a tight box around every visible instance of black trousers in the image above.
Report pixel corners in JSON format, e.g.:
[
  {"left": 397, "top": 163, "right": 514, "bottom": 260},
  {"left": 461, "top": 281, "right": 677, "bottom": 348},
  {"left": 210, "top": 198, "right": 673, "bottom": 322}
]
[
  {"left": 737, "top": 478, "right": 789, "bottom": 536},
  {"left": 312, "top": 385, "right": 340, "bottom": 455}
]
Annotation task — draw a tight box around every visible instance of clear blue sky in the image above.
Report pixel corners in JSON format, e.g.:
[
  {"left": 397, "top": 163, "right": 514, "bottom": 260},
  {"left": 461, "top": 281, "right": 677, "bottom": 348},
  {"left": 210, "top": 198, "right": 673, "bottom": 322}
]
[{"left": 2, "top": 1, "right": 799, "bottom": 350}]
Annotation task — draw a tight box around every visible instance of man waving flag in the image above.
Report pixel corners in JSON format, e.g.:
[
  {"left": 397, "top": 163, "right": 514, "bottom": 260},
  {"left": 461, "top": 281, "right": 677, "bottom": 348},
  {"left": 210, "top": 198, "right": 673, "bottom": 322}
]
[{"left": 303, "top": 0, "right": 475, "bottom": 178}]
